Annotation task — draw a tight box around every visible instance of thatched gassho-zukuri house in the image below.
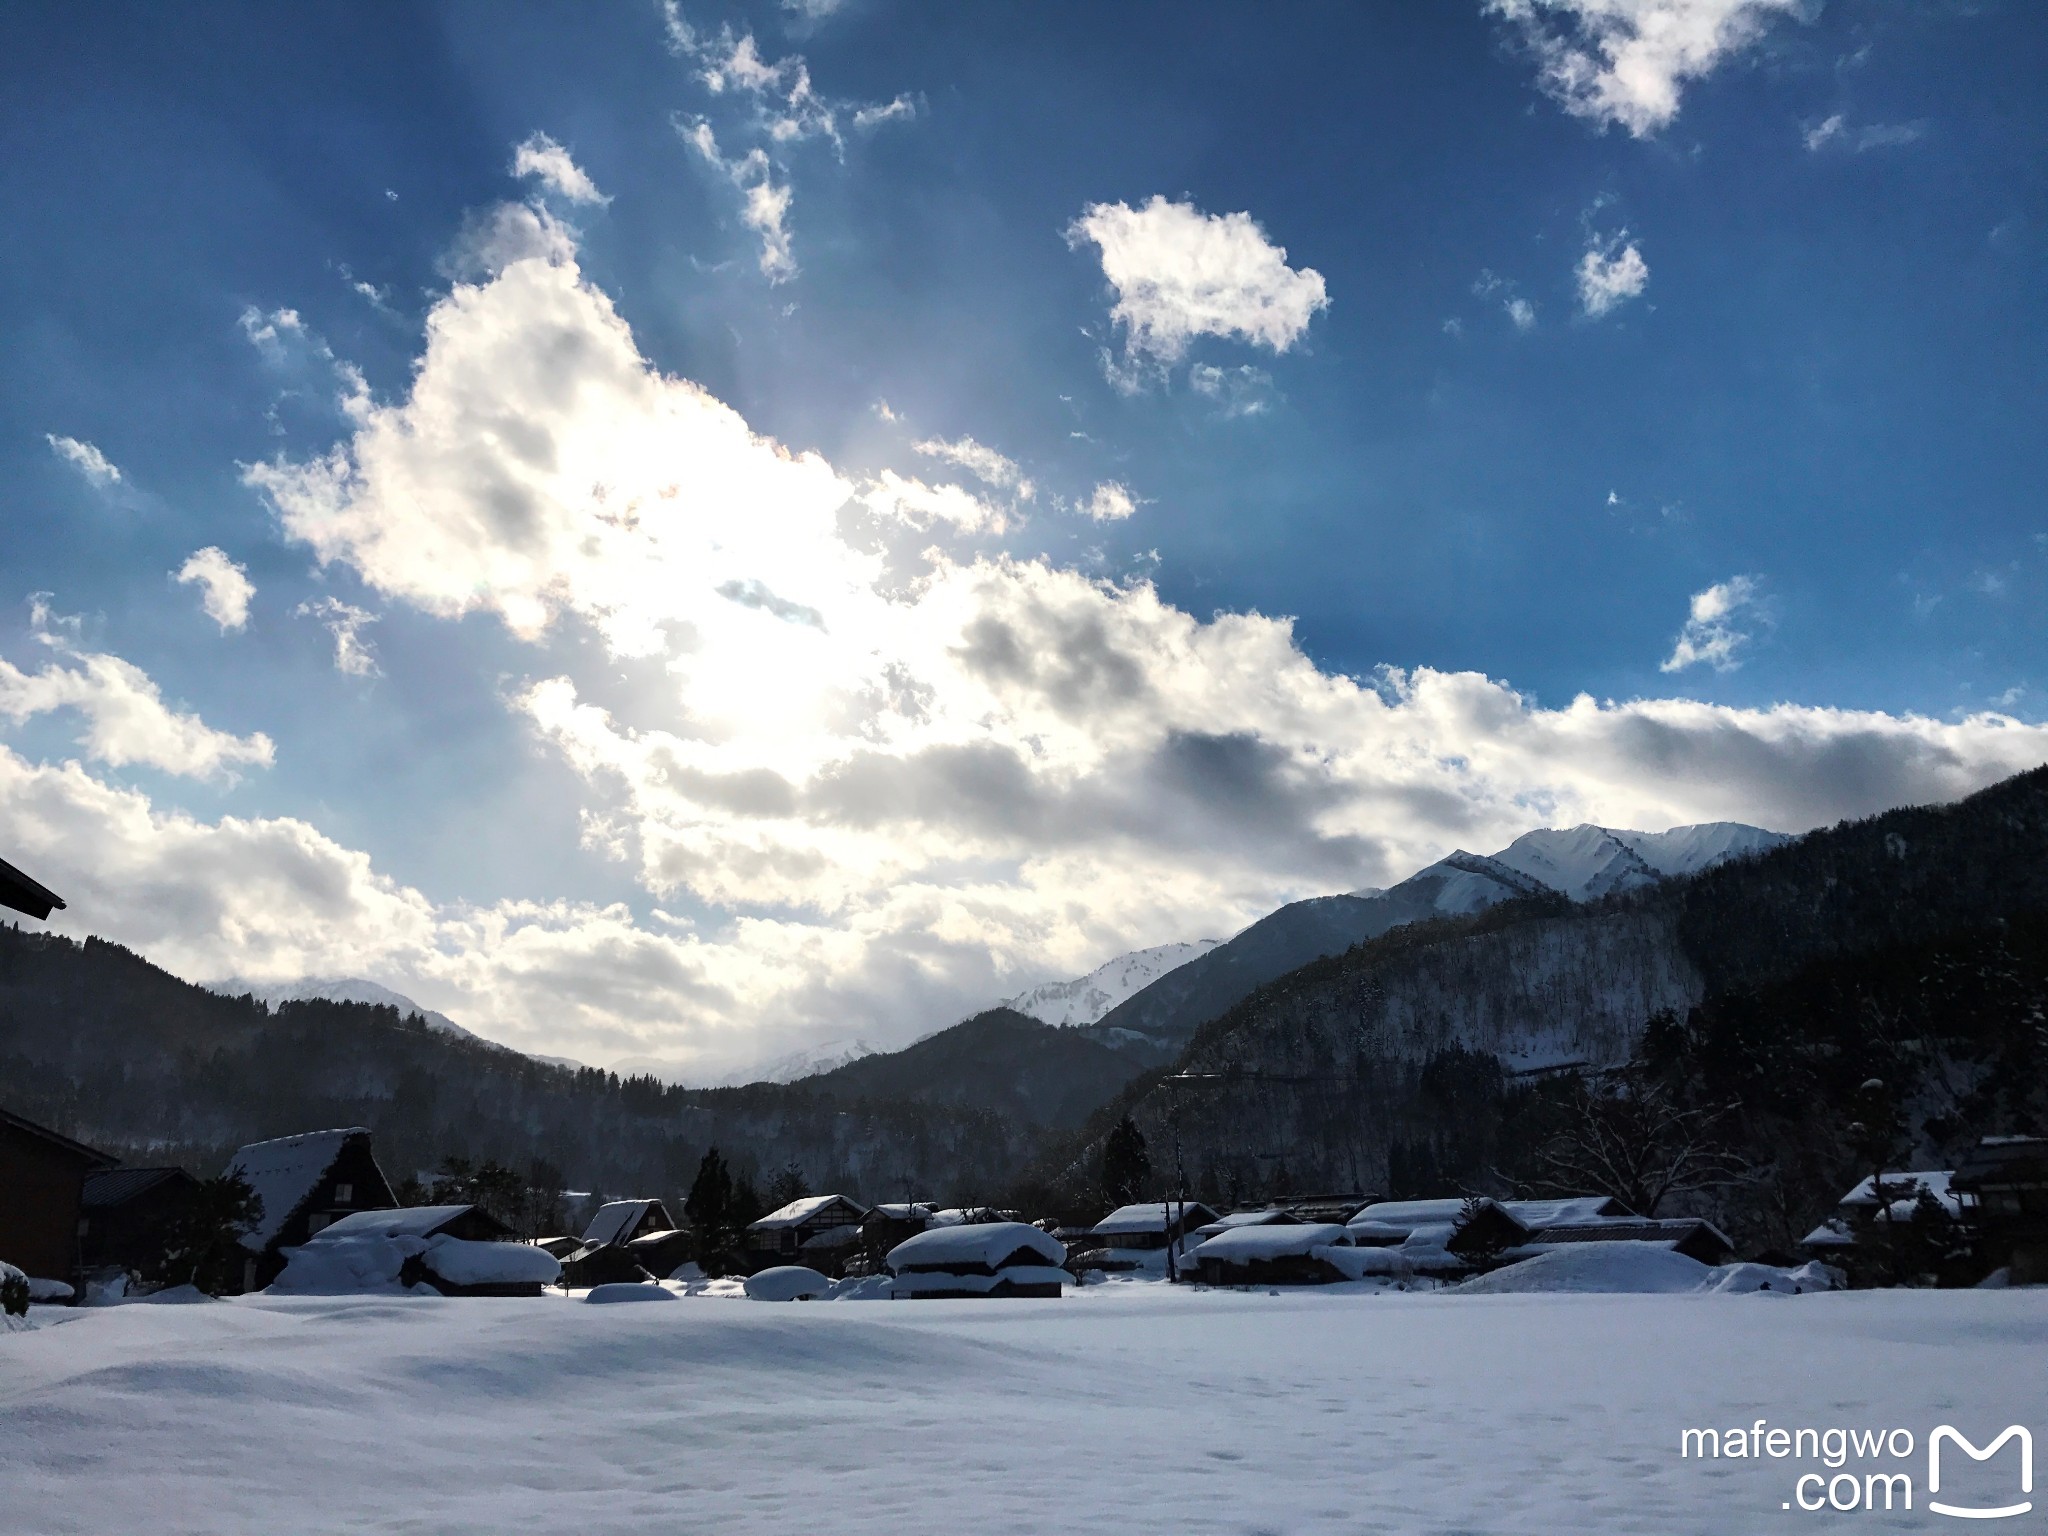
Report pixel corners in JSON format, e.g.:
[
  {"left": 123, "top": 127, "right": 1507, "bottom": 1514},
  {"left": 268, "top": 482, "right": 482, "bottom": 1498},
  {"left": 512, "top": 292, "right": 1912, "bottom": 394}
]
[
  {"left": 298, "top": 1205, "right": 561, "bottom": 1296},
  {"left": 222, "top": 1127, "right": 397, "bottom": 1292},
  {"left": 557, "top": 1198, "right": 691, "bottom": 1287}
]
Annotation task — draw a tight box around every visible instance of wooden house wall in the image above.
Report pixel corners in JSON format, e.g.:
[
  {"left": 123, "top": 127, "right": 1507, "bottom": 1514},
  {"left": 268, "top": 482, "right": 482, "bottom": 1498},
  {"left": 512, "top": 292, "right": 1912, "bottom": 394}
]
[{"left": 0, "top": 1122, "right": 94, "bottom": 1281}]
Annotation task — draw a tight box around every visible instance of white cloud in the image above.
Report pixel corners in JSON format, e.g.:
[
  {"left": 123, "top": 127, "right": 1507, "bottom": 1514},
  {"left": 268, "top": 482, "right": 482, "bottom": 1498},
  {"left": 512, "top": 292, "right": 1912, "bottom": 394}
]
[
  {"left": 913, "top": 436, "right": 1033, "bottom": 498},
  {"left": 1486, "top": 0, "right": 1806, "bottom": 137},
  {"left": 0, "top": 613, "right": 273, "bottom": 779},
  {"left": 1577, "top": 234, "right": 1650, "bottom": 317},
  {"left": 679, "top": 120, "right": 797, "bottom": 282},
  {"left": 213, "top": 202, "right": 2048, "bottom": 1070},
  {"left": 1803, "top": 114, "right": 1927, "bottom": 153},
  {"left": 1066, "top": 197, "right": 1329, "bottom": 378},
  {"left": 782, "top": 0, "right": 846, "bottom": 17},
  {"left": 511, "top": 131, "right": 611, "bottom": 205},
  {"left": 1472, "top": 270, "right": 1540, "bottom": 332},
  {"left": 46, "top": 434, "right": 122, "bottom": 488},
  {"left": 173, "top": 548, "right": 255, "bottom": 633},
  {"left": 852, "top": 95, "right": 917, "bottom": 131},
  {"left": 663, "top": 23, "right": 913, "bottom": 282},
  {"left": 1661, "top": 575, "right": 1761, "bottom": 672},
  {"left": 295, "top": 597, "right": 380, "bottom": 677},
  {"left": 1189, "top": 363, "right": 1275, "bottom": 417},
  {"left": 1080, "top": 482, "right": 1138, "bottom": 522}
]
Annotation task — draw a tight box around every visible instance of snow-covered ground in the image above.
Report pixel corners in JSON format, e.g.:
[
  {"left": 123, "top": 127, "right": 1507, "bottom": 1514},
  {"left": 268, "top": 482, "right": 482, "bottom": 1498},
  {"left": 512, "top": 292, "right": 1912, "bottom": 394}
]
[{"left": 4, "top": 1281, "right": 2040, "bottom": 1534}]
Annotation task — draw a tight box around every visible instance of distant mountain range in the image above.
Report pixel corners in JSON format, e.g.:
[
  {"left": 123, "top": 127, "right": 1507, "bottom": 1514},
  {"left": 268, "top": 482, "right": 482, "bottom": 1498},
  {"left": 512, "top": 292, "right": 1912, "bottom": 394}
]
[
  {"left": 612, "top": 1038, "right": 883, "bottom": 1088},
  {"left": 1002, "top": 940, "right": 1221, "bottom": 1028},
  {"left": 1075, "top": 821, "right": 1789, "bottom": 1067},
  {"left": 210, "top": 976, "right": 477, "bottom": 1041},
  {"left": 778, "top": 819, "right": 1790, "bottom": 1130}
]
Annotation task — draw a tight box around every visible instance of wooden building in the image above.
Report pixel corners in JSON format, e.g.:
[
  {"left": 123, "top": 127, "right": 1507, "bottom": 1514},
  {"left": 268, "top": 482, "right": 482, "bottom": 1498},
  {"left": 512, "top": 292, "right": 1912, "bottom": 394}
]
[
  {"left": 222, "top": 1127, "right": 397, "bottom": 1293},
  {"left": 746, "top": 1194, "right": 870, "bottom": 1274},
  {"left": 79, "top": 1166, "right": 198, "bottom": 1280},
  {"left": 1952, "top": 1137, "right": 2048, "bottom": 1284},
  {"left": 0, "top": 1106, "right": 115, "bottom": 1285},
  {"left": 1188, "top": 1222, "right": 1359, "bottom": 1286},
  {"left": 1084, "top": 1201, "right": 1223, "bottom": 1252},
  {"left": 557, "top": 1198, "right": 692, "bottom": 1287},
  {"left": 886, "top": 1221, "right": 1069, "bottom": 1299},
  {"left": 305, "top": 1204, "right": 560, "bottom": 1296}
]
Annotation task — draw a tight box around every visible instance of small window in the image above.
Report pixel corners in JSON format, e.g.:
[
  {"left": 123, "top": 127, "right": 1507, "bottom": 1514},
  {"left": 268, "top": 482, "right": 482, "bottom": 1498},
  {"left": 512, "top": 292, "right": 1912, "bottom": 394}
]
[{"left": 334, "top": 1183, "right": 354, "bottom": 1205}]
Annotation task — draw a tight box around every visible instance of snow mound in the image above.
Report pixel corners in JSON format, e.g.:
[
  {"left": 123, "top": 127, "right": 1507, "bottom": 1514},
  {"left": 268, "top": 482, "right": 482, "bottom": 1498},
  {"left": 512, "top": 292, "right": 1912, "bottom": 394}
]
[
  {"left": 272, "top": 1235, "right": 426, "bottom": 1295},
  {"left": 1455, "top": 1244, "right": 1712, "bottom": 1295},
  {"left": 826, "top": 1274, "right": 895, "bottom": 1301},
  {"left": 423, "top": 1238, "right": 561, "bottom": 1288},
  {"left": 26, "top": 1277, "right": 74, "bottom": 1304},
  {"left": 136, "top": 1285, "right": 214, "bottom": 1305},
  {"left": 887, "top": 1221, "right": 1066, "bottom": 1273},
  {"left": 584, "top": 1283, "right": 674, "bottom": 1304},
  {"left": 743, "top": 1266, "right": 834, "bottom": 1302},
  {"left": 1701, "top": 1261, "right": 1841, "bottom": 1295},
  {"left": 1314, "top": 1246, "right": 1415, "bottom": 1282}
]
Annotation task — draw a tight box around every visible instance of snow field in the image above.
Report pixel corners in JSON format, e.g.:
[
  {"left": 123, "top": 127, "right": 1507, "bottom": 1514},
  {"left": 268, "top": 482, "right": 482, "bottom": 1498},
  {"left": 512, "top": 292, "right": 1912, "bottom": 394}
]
[{"left": 3, "top": 1284, "right": 2041, "bottom": 1535}]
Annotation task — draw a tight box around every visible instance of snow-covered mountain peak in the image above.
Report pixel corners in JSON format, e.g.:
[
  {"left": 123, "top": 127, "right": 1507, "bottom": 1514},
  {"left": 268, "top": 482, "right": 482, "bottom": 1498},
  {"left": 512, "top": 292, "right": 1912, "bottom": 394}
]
[
  {"left": 1405, "top": 820, "right": 1789, "bottom": 913},
  {"left": 1003, "top": 939, "right": 1222, "bottom": 1028}
]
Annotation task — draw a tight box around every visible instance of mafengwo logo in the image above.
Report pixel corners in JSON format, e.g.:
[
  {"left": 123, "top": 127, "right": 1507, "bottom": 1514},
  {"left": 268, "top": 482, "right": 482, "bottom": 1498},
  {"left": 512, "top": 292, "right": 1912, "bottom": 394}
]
[{"left": 1680, "top": 1420, "right": 2033, "bottom": 1518}]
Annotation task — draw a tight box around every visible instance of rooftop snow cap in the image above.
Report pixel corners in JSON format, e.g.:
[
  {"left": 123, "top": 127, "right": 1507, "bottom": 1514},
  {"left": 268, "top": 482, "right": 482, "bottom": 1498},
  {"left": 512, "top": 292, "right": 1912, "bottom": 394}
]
[
  {"left": 222, "top": 1128, "right": 369, "bottom": 1251},
  {"left": 886, "top": 1221, "right": 1067, "bottom": 1275},
  {"left": 751, "top": 1194, "right": 869, "bottom": 1229}
]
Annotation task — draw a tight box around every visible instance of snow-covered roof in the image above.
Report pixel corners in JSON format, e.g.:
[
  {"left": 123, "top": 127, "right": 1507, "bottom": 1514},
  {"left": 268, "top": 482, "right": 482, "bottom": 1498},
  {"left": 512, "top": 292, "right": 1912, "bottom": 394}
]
[
  {"left": 1197, "top": 1209, "right": 1301, "bottom": 1234},
  {"left": 1504, "top": 1197, "right": 1630, "bottom": 1227},
  {"left": 888, "top": 1221, "right": 1066, "bottom": 1274},
  {"left": 423, "top": 1237, "right": 560, "bottom": 1288},
  {"left": 1189, "top": 1223, "right": 1352, "bottom": 1263},
  {"left": 1089, "top": 1201, "right": 1218, "bottom": 1236},
  {"left": 582, "top": 1200, "right": 660, "bottom": 1247},
  {"left": 750, "top": 1194, "right": 868, "bottom": 1230},
  {"left": 1837, "top": 1170, "right": 1958, "bottom": 1218},
  {"left": 312, "top": 1205, "right": 473, "bottom": 1242},
  {"left": 744, "top": 1266, "right": 834, "bottom": 1301},
  {"left": 1801, "top": 1217, "right": 1857, "bottom": 1249},
  {"left": 223, "top": 1128, "right": 367, "bottom": 1251},
  {"left": 868, "top": 1203, "right": 934, "bottom": 1221},
  {"left": 1348, "top": 1198, "right": 1470, "bottom": 1230}
]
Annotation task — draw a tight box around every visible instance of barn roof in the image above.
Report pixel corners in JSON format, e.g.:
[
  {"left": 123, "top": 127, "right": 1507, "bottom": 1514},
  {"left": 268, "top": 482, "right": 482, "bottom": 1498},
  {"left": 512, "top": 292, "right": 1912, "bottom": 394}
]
[
  {"left": 581, "top": 1199, "right": 673, "bottom": 1247},
  {"left": 1089, "top": 1201, "right": 1221, "bottom": 1236},
  {"left": 751, "top": 1194, "right": 868, "bottom": 1230},
  {"left": 1189, "top": 1223, "right": 1353, "bottom": 1263},
  {"left": 81, "top": 1166, "right": 193, "bottom": 1209},
  {"left": 0, "top": 853, "right": 65, "bottom": 921},
  {"left": 223, "top": 1127, "right": 368, "bottom": 1252},
  {"left": 887, "top": 1221, "right": 1066, "bottom": 1274},
  {"left": 312, "top": 1205, "right": 479, "bottom": 1242}
]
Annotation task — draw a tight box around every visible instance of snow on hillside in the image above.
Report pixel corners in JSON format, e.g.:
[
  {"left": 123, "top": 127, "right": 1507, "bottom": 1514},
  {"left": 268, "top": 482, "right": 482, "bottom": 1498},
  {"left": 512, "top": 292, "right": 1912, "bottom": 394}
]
[
  {"left": 210, "top": 976, "right": 477, "bottom": 1041},
  {"left": 1002, "top": 939, "right": 1222, "bottom": 1027},
  {"left": 615, "top": 1038, "right": 884, "bottom": 1088},
  {"left": 3, "top": 1285, "right": 2040, "bottom": 1534},
  {"left": 1386, "top": 821, "right": 1790, "bottom": 914}
]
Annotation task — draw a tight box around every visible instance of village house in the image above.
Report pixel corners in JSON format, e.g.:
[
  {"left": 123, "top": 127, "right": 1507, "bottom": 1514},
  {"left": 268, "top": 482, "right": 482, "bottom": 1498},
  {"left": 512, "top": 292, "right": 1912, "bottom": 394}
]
[
  {"left": 1800, "top": 1169, "right": 1965, "bottom": 1285},
  {"left": 298, "top": 1205, "right": 561, "bottom": 1296},
  {"left": 556, "top": 1198, "right": 691, "bottom": 1286},
  {"left": 746, "top": 1194, "right": 869, "bottom": 1275},
  {"left": 1187, "top": 1222, "right": 1376, "bottom": 1286},
  {"left": 222, "top": 1127, "right": 397, "bottom": 1293},
  {"left": 1342, "top": 1195, "right": 1726, "bottom": 1276},
  {"left": 78, "top": 1165, "right": 198, "bottom": 1284},
  {"left": 1950, "top": 1137, "right": 2048, "bottom": 1284},
  {"left": 0, "top": 1105, "right": 116, "bottom": 1293},
  {"left": 886, "top": 1221, "right": 1069, "bottom": 1299}
]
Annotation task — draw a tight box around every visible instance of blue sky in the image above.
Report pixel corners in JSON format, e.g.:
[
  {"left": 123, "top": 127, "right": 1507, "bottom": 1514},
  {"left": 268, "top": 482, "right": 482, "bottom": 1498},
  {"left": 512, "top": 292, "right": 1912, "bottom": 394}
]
[{"left": 3, "top": 0, "right": 2045, "bottom": 1072}]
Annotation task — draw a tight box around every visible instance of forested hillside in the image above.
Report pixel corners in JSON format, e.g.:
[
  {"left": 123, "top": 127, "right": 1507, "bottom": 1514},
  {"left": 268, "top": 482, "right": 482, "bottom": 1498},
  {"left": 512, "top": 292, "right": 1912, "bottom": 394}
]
[
  {"left": 0, "top": 930, "right": 1034, "bottom": 1211},
  {"left": 1063, "top": 766, "right": 2048, "bottom": 1248}
]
